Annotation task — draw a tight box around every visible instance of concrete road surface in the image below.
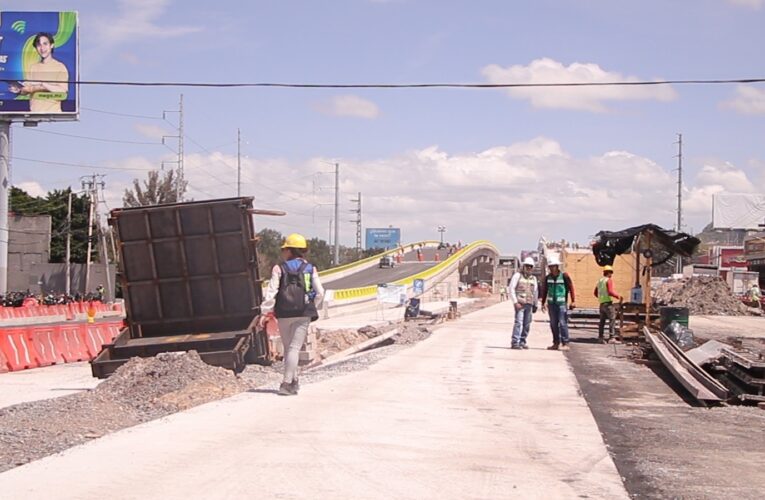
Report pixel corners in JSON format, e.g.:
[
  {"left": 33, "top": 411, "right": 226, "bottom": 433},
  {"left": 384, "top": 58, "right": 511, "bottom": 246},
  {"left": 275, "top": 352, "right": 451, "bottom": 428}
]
[
  {"left": 0, "top": 362, "right": 99, "bottom": 409},
  {"left": 326, "top": 261, "right": 435, "bottom": 289},
  {"left": 0, "top": 303, "right": 627, "bottom": 499}
]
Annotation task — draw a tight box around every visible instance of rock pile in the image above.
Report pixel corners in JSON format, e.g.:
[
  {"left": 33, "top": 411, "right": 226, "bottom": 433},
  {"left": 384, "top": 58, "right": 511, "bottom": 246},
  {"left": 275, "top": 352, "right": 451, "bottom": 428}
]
[{"left": 653, "top": 276, "right": 752, "bottom": 316}]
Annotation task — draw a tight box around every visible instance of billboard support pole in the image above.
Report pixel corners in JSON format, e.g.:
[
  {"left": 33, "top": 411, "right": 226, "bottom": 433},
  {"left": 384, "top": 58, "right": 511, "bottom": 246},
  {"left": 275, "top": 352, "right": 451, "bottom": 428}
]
[{"left": 0, "top": 121, "right": 9, "bottom": 295}]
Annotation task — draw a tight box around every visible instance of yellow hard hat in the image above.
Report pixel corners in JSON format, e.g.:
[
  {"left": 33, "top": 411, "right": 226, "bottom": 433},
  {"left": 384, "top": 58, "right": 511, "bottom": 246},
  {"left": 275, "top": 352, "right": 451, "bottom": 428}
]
[
  {"left": 603, "top": 265, "right": 614, "bottom": 272},
  {"left": 282, "top": 233, "right": 307, "bottom": 249}
]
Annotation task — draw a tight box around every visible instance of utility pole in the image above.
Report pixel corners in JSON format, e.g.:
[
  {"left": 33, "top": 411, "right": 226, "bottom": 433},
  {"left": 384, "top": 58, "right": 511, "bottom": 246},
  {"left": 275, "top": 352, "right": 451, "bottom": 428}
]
[
  {"left": 237, "top": 128, "right": 241, "bottom": 197},
  {"left": 82, "top": 174, "right": 108, "bottom": 296},
  {"left": 177, "top": 94, "right": 185, "bottom": 201},
  {"left": 333, "top": 162, "right": 340, "bottom": 266},
  {"left": 675, "top": 133, "right": 683, "bottom": 274},
  {"left": 65, "top": 190, "right": 73, "bottom": 295},
  {"left": 0, "top": 121, "right": 9, "bottom": 295},
  {"left": 162, "top": 94, "right": 185, "bottom": 201},
  {"left": 82, "top": 176, "right": 96, "bottom": 294},
  {"left": 350, "top": 192, "right": 362, "bottom": 258}
]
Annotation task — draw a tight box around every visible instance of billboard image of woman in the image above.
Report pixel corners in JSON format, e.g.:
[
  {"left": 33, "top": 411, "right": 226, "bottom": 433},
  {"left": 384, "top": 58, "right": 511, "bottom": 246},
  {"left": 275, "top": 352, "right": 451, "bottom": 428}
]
[{"left": 0, "top": 11, "right": 78, "bottom": 118}]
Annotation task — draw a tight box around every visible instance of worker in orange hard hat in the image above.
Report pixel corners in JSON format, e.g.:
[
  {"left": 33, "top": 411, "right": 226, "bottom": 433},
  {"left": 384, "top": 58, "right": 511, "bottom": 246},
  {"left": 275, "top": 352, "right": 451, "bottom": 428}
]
[
  {"left": 593, "top": 265, "right": 622, "bottom": 344},
  {"left": 257, "top": 233, "right": 325, "bottom": 396}
]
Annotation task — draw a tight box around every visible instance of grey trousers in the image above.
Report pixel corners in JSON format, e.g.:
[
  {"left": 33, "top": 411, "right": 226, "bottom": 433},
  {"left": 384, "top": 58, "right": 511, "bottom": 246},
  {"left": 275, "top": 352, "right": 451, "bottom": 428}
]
[{"left": 277, "top": 316, "right": 310, "bottom": 384}]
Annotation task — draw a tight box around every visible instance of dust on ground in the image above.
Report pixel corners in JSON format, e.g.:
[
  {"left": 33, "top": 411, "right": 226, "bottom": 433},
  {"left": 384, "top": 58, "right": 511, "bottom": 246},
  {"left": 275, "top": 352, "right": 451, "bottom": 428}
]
[
  {"left": 0, "top": 296, "right": 500, "bottom": 474},
  {"left": 653, "top": 276, "right": 755, "bottom": 316},
  {"left": 0, "top": 352, "right": 279, "bottom": 473},
  {"left": 566, "top": 329, "right": 765, "bottom": 499}
]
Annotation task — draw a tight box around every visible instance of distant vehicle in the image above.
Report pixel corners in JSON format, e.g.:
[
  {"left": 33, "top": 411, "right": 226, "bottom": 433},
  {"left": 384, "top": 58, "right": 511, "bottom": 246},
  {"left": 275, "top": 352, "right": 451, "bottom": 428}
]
[{"left": 379, "top": 255, "right": 396, "bottom": 268}]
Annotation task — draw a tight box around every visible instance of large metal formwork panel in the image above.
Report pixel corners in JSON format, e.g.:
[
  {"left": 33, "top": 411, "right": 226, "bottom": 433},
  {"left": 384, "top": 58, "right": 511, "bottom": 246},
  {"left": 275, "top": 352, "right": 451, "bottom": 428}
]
[{"left": 111, "top": 198, "right": 262, "bottom": 338}]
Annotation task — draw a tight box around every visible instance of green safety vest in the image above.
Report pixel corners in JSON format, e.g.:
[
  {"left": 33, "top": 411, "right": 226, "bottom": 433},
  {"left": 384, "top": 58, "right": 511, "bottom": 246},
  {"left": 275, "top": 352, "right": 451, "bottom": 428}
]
[
  {"left": 597, "top": 277, "right": 612, "bottom": 304},
  {"left": 546, "top": 274, "right": 567, "bottom": 305}
]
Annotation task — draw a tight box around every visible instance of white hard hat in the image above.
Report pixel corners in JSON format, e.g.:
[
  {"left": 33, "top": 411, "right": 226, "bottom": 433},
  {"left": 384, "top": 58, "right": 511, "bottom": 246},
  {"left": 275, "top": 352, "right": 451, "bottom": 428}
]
[
  {"left": 522, "top": 257, "right": 535, "bottom": 267},
  {"left": 547, "top": 257, "right": 561, "bottom": 267}
]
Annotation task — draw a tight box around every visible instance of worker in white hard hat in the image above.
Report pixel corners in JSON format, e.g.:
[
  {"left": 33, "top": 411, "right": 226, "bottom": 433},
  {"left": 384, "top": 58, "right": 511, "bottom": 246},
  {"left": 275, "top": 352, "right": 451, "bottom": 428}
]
[
  {"left": 257, "top": 233, "right": 325, "bottom": 396},
  {"left": 540, "top": 257, "right": 576, "bottom": 351},
  {"left": 508, "top": 257, "right": 539, "bottom": 349}
]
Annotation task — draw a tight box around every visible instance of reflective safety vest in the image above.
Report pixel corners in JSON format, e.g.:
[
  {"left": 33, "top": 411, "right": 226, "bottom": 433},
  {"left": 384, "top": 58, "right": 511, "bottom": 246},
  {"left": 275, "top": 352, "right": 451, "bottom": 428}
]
[
  {"left": 546, "top": 274, "right": 567, "bottom": 305},
  {"left": 515, "top": 274, "right": 537, "bottom": 304},
  {"left": 597, "top": 277, "right": 612, "bottom": 304}
]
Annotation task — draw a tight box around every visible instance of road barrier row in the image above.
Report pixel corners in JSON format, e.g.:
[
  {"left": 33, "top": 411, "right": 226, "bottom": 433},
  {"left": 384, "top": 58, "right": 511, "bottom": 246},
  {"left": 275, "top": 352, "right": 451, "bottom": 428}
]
[
  {"left": 0, "top": 302, "right": 122, "bottom": 321},
  {"left": 0, "top": 321, "right": 123, "bottom": 373}
]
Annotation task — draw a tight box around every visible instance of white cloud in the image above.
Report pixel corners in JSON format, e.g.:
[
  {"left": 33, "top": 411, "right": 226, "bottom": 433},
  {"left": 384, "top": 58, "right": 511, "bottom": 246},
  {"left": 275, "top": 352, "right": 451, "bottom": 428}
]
[
  {"left": 93, "top": 0, "right": 201, "bottom": 49},
  {"left": 726, "top": 0, "right": 764, "bottom": 9},
  {"left": 134, "top": 123, "right": 171, "bottom": 140},
  {"left": 482, "top": 58, "right": 677, "bottom": 112},
  {"left": 99, "top": 140, "right": 760, "bottom": 250},
  {"left": 14, "top": 181, "right": 46, "bottom": 198},
  {"left": 316, "top": 95, "right": 380, "bottom": 119},
  {"left": 721, "top": 85, "right": 765, "bottom": 115}
]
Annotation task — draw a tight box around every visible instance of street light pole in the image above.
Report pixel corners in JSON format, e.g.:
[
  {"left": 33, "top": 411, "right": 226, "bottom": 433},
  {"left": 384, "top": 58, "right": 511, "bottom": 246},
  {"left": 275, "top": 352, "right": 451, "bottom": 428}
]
[{"left": 438, "top": 225, "right": 446, "bottom": 245}]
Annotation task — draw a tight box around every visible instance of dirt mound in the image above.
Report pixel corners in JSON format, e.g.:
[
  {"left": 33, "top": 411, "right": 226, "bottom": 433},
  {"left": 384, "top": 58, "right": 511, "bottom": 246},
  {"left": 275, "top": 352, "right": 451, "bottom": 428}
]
[
  {"left": 653, "top": 276, "right": 752, "bottom": 316},
  {"left": 95, "top": 351, "right": 248, "bottom": 412}
]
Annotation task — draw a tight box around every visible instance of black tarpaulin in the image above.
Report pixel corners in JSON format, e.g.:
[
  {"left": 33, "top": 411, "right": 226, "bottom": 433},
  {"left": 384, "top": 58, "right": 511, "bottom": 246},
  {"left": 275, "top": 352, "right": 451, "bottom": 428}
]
[{"left": 592, "top": 223, "right": 700, "bottom": 267}]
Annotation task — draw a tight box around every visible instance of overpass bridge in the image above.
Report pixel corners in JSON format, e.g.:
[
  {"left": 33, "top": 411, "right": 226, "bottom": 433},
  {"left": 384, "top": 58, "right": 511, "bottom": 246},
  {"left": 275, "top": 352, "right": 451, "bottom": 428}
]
[{"left": 318, "top": 240, "right": 501, "bottom": 317}]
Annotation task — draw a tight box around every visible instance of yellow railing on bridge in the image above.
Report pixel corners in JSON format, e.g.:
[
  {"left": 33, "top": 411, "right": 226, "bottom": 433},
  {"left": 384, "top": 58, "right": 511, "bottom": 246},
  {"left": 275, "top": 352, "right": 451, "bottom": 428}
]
[
  {"left": 330, "top": 240, "right": 499, "bottom": 301},
  {"left": 318, "top": 240, "right": 440, "bottom": 278}
]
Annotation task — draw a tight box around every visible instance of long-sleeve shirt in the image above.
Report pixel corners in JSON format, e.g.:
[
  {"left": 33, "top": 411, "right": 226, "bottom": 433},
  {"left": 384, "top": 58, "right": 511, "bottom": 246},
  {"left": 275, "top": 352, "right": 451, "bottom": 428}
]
[
  {"left": 508, "top": 272, "right": 538, "bottom": 305},
  {"left": 261, "top": 261, "right": 325, "bottom": 315}
]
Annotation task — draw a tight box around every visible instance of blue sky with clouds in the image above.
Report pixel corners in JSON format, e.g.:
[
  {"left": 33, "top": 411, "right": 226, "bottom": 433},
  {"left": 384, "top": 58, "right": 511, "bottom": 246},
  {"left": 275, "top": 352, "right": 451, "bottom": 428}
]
[{"left": 4, "top": 0, "right": 765, "bottom": 253}]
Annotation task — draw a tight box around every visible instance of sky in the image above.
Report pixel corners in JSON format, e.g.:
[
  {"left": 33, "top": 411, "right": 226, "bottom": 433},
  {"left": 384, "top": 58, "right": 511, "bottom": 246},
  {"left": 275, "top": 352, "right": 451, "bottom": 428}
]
[{"left": 4, "top": 0, "right": 765, "bottom": 254}]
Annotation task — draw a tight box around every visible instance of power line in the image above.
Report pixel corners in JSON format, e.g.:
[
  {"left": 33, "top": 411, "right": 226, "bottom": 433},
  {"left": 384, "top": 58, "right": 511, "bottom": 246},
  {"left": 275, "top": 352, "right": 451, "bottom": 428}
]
[
  {"left": 20, "top": 128, "right": 162, "bottom": 146},
  {"left": 81, "top": 106, "right": 163, "bottom": 120},
  {"left": 11, "top": 156, "right": 154, "bottom": 172},
  {"left": 3, "top": 77, "right": 764, "bottom": 89}
]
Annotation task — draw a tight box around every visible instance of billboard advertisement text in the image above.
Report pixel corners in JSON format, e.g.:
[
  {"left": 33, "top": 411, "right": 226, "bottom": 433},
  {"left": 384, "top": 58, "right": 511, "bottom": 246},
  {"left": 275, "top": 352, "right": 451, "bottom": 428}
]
[
  {"left": 0, "top": 11, "right": 78, "bottom": 118},
  {"left": 366, "top": 227, "right": 401, "bottom": 250}
]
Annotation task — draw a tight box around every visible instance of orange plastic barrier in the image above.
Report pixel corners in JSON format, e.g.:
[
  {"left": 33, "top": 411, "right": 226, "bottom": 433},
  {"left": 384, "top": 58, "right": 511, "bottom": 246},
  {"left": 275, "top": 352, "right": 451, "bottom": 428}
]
[
  {"left": 0, "top": 347, "right": 8, "bottom": 373},
  {"left": 27, "top": 326, "right": 59, "bottom": 367},
  {"left": 0, "top": 327, "right": 36, "bottom": 371},
  {"left": 0, "top": 320, "right": 125, "bottom": 373}
]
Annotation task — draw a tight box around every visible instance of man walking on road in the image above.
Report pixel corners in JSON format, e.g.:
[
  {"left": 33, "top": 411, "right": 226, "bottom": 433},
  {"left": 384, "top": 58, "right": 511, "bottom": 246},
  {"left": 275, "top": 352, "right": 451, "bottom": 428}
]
[
  {"left": 540, "top": 257, "right": 576, "bottom": 351},
  {"left": 594, "top": 265, "right": 622, "bottom": 344},
  {"left": 509, "top": 257, "right": 538, "bottom": 350}
]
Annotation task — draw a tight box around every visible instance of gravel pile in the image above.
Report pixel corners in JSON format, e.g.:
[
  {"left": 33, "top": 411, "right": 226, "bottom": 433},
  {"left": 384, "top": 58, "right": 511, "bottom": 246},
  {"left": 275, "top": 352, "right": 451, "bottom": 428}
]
[
  {"left": 393, "top": 322, "right": 432, "bottom": 344},
  {"left": 0, "top": 352, "right": 273, "bottom": 473},
  {"left": 653, "top": 276, "right": 753, "bottom": 316}
]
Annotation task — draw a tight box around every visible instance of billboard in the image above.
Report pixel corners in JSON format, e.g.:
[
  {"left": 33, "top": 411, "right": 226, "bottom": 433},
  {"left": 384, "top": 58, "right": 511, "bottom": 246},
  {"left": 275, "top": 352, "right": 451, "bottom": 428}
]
[
  {"left": 0, "top": 11, "right": 78, "bottom": 118},
  {"left": 712, "top": 193, "right": 765, "bottom": 230},
  {"left": 366, "top": 227, "right": 401, "bottom": 250}
]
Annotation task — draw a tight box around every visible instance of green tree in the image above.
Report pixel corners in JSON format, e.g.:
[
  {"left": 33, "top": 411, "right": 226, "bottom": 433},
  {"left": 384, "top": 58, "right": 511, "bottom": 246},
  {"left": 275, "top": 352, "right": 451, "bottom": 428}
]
[
  {"left": 256, "top": 228, "right": 284, "bottom": 278},
  {"left": 9, "top": 186, "right": 93, "bottom": 263},
  {"left": 307, "top": 237, "right": 332, "bottom": 271},
  {"left": 123, "top": 169, "right": 187, "bottom": 207}
]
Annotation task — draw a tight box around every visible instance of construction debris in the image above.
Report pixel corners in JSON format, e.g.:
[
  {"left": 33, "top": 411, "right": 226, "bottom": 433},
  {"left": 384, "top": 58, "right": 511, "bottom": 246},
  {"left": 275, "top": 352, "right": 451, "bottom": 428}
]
[
  {"left": 653, "top": 276, "right": 753, "bottom": 316},
  {"left": 95, "top": 351, "right": 249, "bottom": 412}
]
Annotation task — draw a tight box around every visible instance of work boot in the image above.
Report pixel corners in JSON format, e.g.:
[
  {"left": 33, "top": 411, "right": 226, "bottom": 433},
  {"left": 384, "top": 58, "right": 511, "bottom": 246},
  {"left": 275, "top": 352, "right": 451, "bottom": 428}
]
[
  {"left": 547, "top": 344, "right": 559, "bottom": 350},
  {"left": 559, "top": 344, "right": 570, "bottom": 351},
  {"left": 521, "top": 343, "right": 529, "bottom": 350},
  {"left": 511, "top": 344, "right": 522, "bottom": 350},
  {"left": 278, "top": 382, "right": 295, "bottom": 396},
  {"left": 290, "top": 378, "right": 300, "bottom": 394}
]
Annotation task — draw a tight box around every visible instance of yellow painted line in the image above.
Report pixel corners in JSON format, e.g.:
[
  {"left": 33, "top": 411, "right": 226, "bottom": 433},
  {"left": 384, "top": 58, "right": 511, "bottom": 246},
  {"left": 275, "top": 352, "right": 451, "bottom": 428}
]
[{"left": 330, "top": 240, "right": 499, "bottom": 301}]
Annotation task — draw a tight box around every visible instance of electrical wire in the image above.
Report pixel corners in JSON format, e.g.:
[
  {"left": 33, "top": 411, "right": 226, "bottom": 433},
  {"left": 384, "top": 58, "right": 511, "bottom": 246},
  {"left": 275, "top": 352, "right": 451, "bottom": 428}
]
[
  {"left": 3, "top": 77, "right": 764, "bottom": 89},
  {"left": 11, "top": 156, "right": 154, "bottom": 172},
  {"left": 20, "top": 128, "right": 162, "bottom": 146},
  {"left": 80, "top": 106, "right": 163, "bottom": 120}
]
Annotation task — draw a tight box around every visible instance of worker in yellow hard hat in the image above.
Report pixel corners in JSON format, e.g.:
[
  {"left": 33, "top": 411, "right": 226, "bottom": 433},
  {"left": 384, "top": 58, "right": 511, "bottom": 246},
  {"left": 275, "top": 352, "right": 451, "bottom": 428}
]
[
  {"left": 593, "top": 265, "right": 622, "bottom": 344},
  {"left": 257, "top": 233, "right": 325, "bottom": 396}
]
